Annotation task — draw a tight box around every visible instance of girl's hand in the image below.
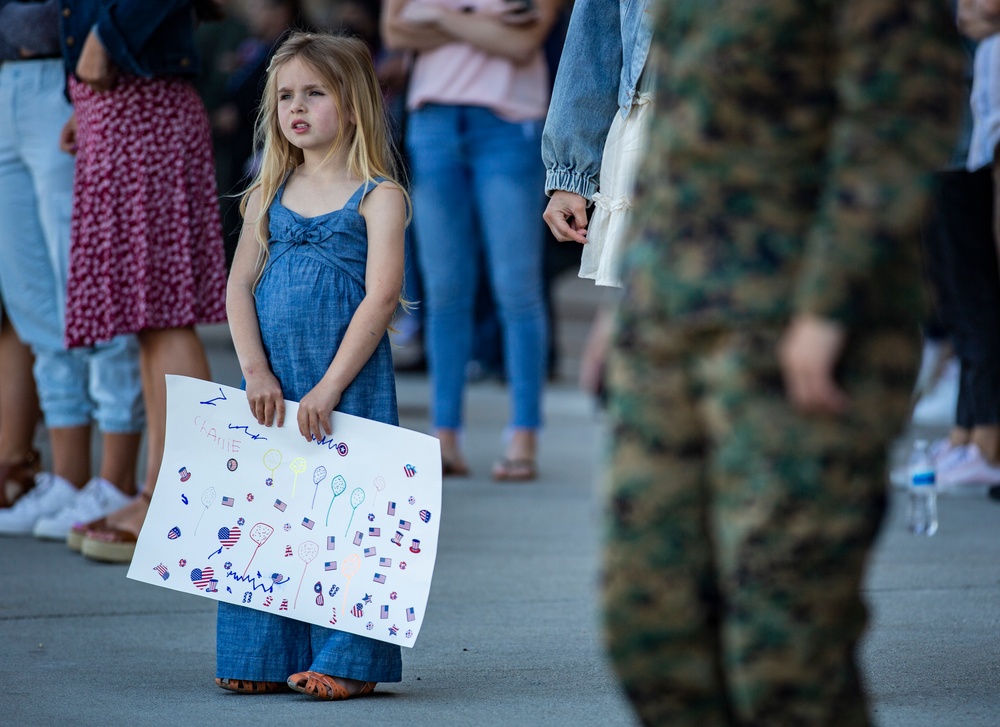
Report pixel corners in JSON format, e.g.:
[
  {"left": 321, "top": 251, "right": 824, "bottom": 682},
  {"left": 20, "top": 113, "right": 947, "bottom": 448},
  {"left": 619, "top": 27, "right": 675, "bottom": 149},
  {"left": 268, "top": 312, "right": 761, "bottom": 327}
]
[
  {"left": 245, "top": 371, "right": 286, "bottom": 427},
  {"left": 76, "top": 31, "right": 118, "bottom": 93},
  {"left": 297, "top": 382, "right": 342, "bottom": 443},
  {"left": 59, "top": 113, "right": 78, "bottom": 155}
]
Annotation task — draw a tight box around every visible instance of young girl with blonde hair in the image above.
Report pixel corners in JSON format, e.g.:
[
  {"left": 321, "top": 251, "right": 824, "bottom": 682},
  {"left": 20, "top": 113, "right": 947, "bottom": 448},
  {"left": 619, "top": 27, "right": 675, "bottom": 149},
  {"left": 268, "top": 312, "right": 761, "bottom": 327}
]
[{"left": 218, "top": 31, "right": 408, "bottom": 700}]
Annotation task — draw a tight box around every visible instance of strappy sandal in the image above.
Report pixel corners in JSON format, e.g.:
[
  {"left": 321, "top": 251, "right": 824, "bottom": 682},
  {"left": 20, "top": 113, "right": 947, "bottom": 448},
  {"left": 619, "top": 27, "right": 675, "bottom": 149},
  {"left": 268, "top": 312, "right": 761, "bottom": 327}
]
[
  {"left": 491, "top": 457, "right": 537, "bottom": 482},
  {"left": 215, "top": 678, "right": 289, "bottom": 694},
  {"left": 0, "top": 449, "right": 41, "bottom": 508},
  {"left": 286, "top": 671, "right": 376, "bottom": 701}
]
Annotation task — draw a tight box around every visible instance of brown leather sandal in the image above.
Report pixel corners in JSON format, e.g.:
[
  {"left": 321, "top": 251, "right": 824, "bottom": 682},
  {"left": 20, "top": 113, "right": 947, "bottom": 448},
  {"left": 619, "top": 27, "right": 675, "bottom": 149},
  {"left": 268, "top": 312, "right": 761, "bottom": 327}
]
[
  {"left": 286, "top": 671, "right": 376, "bottom": 700},
  {"left": 0, "top": 449, "right": 41, "bottom": 508},
  {"left": 215, "top": 678, "right": 289, "bottom": 694}
]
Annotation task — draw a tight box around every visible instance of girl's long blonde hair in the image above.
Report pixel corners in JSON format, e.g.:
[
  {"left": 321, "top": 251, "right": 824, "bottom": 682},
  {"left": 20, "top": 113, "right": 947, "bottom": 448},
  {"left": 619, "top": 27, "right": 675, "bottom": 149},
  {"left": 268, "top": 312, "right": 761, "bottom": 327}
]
[{"left": 241, "top": 32, "right": 410, "bottom": 273}]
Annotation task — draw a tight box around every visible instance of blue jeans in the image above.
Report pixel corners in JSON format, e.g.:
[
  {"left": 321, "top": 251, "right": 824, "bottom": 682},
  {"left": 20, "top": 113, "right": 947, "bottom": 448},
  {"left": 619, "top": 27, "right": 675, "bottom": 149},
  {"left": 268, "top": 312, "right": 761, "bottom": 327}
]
[
  {"left": 216, "top": 602, "right": 402, "bottom": 682},
  {"left": 406, "top": 104, "right": 548, "bottom": 429},
  {"left": 0, "top": 59, "right": 142, "bottom": 432}
]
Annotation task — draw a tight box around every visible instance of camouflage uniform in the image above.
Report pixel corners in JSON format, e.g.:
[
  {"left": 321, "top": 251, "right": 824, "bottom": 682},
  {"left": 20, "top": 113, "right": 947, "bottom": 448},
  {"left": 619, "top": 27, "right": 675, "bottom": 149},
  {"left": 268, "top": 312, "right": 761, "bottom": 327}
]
[{"left": 604, "top": 2, "right": 963, "bottom": 725}]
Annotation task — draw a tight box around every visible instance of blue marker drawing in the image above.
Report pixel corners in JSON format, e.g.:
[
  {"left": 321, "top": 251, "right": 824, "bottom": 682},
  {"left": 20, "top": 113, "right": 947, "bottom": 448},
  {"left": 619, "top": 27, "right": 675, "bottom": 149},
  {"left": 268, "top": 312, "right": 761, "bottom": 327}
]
[
  {"left": 200, "top": 387, "right": 228, "bottom": 406},
  {"left": 228, "top": 423, "right": 268, "bottom": 441}
]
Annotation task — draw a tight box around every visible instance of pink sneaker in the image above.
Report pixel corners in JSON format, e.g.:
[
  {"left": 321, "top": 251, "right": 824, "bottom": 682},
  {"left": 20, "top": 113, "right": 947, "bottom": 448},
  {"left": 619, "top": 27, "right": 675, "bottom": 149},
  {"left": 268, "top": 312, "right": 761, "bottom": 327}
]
[{"left": 937, "top": 444, "right": 1000, "bottom": 495}]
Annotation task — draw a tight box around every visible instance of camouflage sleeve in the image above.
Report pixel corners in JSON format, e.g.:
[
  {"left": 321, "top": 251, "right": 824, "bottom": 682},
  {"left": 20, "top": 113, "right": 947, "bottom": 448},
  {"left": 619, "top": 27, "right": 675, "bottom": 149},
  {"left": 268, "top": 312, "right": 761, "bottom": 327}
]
[{"left": 792, "top": 1, "right": 964, "bottom": 325}]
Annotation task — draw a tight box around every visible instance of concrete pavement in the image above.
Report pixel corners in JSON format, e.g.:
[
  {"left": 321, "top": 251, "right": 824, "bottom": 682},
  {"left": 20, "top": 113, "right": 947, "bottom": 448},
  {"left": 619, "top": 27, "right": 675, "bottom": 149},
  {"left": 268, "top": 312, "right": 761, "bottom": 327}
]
[{"left": 2, "top": 276, "right": 999, "bottom": 726}]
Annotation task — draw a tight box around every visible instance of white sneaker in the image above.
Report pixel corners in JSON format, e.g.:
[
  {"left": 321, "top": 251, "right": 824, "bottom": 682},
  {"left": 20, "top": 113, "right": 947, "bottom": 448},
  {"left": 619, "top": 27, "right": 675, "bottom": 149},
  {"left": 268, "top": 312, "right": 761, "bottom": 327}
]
[
  {"left": 911, "top": 357, "right": 959, "bottom": 426},
  {"left": 937, "top": 443, "right": 1000, "bottom": 495},
  {"left": 33, "top": 477, "right": 133, "bottom": 541},
  {"left": 0, "top": 473, "right": 78, "bottom": 536}
]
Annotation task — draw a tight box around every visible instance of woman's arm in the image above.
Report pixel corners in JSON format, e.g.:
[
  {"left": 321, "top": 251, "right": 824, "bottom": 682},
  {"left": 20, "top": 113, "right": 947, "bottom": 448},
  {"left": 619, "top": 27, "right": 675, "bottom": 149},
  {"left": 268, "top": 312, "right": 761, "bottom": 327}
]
[
  {"left": 381, "top": 0, "right": 453, "bottom": 52},
  {"left": 384, "top": 0, "right": 562, "bottom": 64},
  {"left": 226, "top": 191, "right": 286, "bottom": 429},
  {"left": 295, "top": 183, "right": 407, "bottom": 442}
]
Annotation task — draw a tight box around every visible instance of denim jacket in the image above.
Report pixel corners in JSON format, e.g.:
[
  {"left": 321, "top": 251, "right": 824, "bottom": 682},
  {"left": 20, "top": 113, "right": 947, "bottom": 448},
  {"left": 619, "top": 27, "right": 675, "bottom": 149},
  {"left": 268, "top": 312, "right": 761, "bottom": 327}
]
[
  {"left": 542, "top": 0, "right": 653, "bottom": 199},
  {"left": 58, "top": 0, "right": 200, "bottom": 79}
]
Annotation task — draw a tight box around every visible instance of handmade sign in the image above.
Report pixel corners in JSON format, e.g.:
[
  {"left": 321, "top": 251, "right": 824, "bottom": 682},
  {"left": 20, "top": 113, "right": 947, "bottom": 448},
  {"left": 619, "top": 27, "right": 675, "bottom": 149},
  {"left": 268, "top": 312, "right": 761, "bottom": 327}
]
[{"left": 127, "top": 375, "right": 442, "bottom": 647}]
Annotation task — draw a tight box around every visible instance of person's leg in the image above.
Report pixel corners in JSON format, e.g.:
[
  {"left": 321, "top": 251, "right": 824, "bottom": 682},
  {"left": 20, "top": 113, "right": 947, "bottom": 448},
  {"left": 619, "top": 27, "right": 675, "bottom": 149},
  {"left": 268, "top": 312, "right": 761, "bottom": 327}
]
[
  {"left": 0, "top": 318, "right": 41, "bottom": 506},
  {"left": 216, "top": 601, "right": 308, "bottom": 690},
  {"left": 293, "top": 627, "right": 401, "bottom": 699},
  {"left": 605, "top": 316, "right": 731, "bottom": 725},
  {"left": 708, "top": 326, "right": 916, "bottom": 726},
  {"left": 89, "top": 335, "right": 144, "bottom": 496},
  {"left": 932, "top": 167, "right": 1000, "bottom": 482},
  {"left": 469, "top": 109, "right": 548, "bottom": 473},
  {"left": 406, "top": 105, "right": 480, "bottom": 471},
  {"left": 94, "top": 327, "right": 210, "bottom": 536}
]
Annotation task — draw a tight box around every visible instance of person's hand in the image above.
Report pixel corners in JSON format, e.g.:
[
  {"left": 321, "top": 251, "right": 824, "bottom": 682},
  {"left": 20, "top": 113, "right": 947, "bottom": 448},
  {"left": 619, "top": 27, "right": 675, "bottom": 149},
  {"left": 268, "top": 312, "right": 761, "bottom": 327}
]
[
  {"left": 76, "top": 30, "right": 118, "bottom": 92},
  {"left": 543, "top": 190, "right": 589, "bottom": 244},
  {"left": 399, "top": 2, "right": 444, "bottom": 25},
  {"left": 59, "top": 113, "right": 78, "bottom": 155},
  {"left": 297, "top": 381, "right": 342, "bottom": 443},
  {"left": 499, "top": 0, "right": 540, "bottom": 25},
  {"left": 244, "top": 370, "right": 285, "bottom": 428},
  {"left": 777, "top": 314, "right": 849, "bottom": 415}
]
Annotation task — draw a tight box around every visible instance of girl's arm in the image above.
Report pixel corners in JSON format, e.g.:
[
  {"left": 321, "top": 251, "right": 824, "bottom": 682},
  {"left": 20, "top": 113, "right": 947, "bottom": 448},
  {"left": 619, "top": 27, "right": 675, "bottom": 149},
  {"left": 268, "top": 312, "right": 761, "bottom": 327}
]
[
  {"left": 296, "top": 182, "right": 407, "bottom": 442},
  {"left": 227, "top": 190, "right": 286, "bottom": 429},
  {"left": 384, "top": 0, "right": 562, "bottom": 64}
]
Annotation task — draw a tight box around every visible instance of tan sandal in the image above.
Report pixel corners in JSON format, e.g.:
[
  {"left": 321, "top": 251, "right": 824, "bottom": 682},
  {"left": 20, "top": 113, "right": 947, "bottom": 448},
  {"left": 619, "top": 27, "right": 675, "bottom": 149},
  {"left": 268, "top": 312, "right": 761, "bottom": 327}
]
[
  {"left": 286, "top": 671, "right": 376, "bottom": 700},
  {"left": 215, "top": 677, "right": 289, "bottom": 694}
]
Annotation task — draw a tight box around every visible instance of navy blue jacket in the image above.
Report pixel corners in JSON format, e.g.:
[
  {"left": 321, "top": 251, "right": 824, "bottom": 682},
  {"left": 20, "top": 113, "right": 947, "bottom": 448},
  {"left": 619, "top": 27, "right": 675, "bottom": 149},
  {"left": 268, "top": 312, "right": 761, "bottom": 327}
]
[{"left": 58, "top": 0, "right": 200, "bottom": 78}]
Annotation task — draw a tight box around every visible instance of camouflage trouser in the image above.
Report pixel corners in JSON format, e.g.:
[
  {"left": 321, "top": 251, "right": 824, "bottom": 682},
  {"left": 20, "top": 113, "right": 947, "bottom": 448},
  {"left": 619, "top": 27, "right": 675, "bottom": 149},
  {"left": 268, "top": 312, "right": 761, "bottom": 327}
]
[{"left": 603, "top": 310, "right": 917, "bottom": 726}]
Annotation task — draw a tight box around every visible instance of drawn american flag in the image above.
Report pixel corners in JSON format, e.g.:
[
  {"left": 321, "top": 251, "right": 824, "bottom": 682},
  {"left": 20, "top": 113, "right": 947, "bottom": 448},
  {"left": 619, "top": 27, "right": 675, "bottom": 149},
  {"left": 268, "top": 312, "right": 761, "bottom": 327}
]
[
  {"left": 379, "top": 557, "right": 391, "bottom": 568},
  {"left": 364, "top": 547, "right": 377, "bottom": 557},
  {"left": 353, "top": 531, "right": 363, "bottom": 546},
  {"left": 399, "top": 519, "right": 411, "bottom": 531},
  {"left": 373, "top": 573, "right": 386, "bottom": 584},
  {"left": 326, "top": 536, "right": 335, "bottom": 550},
  {"left": 387, "top": 501, "right": 396, "bottom": 515},
  {"left": 221, "top": 496, "right": 234, "bottom": 507},
  {"left": 381, "top": 605, "right": 389, "bottom": 619},
  {"left": 368, "top": 527, "right": 380, "bottom": 537},
  {"left": 302, "top": 517, "right": 315, "bottom": 530},
  {"left": 325, "top": 561, "right": 337, "bottom": 571},
  {"left": 274, "top": 499, "right": 287, "bottom": 512},
  {"left": 406, "top": 607, "right": 415, "bottom": 622}
]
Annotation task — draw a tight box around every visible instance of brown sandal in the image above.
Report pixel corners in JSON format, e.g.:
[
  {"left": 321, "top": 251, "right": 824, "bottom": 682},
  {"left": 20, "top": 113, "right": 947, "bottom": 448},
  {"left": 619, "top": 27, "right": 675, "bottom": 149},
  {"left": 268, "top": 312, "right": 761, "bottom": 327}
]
[
  {"left": 0, "top": 449, "right": 41, "bottom": 508},
  {"left": 215, "top": 678, "right": 289, "bottom": 694},
  {"left": 286, "top": 671, "right": 376, "bottom": 701}
]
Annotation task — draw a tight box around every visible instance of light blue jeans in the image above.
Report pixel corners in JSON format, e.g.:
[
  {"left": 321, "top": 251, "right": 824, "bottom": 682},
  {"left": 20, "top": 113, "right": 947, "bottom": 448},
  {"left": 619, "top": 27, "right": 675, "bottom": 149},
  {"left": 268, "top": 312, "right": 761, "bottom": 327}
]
[
  {"left": 0, "top": 59, "right": 142, "bottom": 432},
  {"left": 216, "top": 602, "right": 403, "bottom": 682},
  {"left": 406, "top": 104, "right": 548, "bottom": 429}
]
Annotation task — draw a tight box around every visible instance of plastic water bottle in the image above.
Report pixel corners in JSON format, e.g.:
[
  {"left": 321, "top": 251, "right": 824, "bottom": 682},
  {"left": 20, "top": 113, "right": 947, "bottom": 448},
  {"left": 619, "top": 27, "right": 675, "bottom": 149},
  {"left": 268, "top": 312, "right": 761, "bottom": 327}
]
[{"left": 907, "top": 439, "right": 938, "bottom": 536}]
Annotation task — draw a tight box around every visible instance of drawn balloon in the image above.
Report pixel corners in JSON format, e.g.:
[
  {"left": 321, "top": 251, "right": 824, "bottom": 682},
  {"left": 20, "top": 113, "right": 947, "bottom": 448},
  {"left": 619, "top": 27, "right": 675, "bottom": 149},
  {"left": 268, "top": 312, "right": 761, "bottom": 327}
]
[
  {"left": 263, "top": 448, "right": 282, "bottom": 476},
  {"left": 325, "top": 474, "right": 347, "bottom": 526},
  {"left": 194, "top": 486, "right": 216, "bottom": 536},
  {"left": 243, "top": 522, "right": 275, "bottom": 576},
  {"left": 340, "top": 553, "right": 361, "bottom": 614},
  {"left": 311, "top": 465, "right": 327, "bottom": 509},
  {"left": 293, "top": 540, "right": 319, "bottom": 608},
  {"left": 289, "top": 457, "right": 307, "bottom": 497},
  {"left": 344, "top": 487, "right": 366, "bottom": 537},
  {"left": 371, "top": 475, "right": 386, "bottom": 510}
]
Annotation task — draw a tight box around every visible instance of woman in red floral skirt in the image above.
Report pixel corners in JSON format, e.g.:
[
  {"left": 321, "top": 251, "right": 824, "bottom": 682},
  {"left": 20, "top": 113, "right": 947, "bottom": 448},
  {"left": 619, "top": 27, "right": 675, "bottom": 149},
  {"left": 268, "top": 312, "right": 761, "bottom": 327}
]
[{"left": 58, "top": 1, "right": 229, "bottom": 562}]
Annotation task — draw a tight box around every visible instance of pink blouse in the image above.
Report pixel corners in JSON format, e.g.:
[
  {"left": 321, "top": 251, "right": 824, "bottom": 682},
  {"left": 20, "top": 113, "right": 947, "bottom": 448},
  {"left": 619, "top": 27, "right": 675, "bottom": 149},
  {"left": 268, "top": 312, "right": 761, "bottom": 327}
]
[{"left": 406, "top": 0, "right": 550, "bottom": 122}]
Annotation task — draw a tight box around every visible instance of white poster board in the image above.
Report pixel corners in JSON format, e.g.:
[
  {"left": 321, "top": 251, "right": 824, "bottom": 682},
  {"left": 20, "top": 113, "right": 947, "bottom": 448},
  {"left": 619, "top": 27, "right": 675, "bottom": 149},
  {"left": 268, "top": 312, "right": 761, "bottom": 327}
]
[{"left": 127, "top": 375, "right": 441, "bottom": 647}]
